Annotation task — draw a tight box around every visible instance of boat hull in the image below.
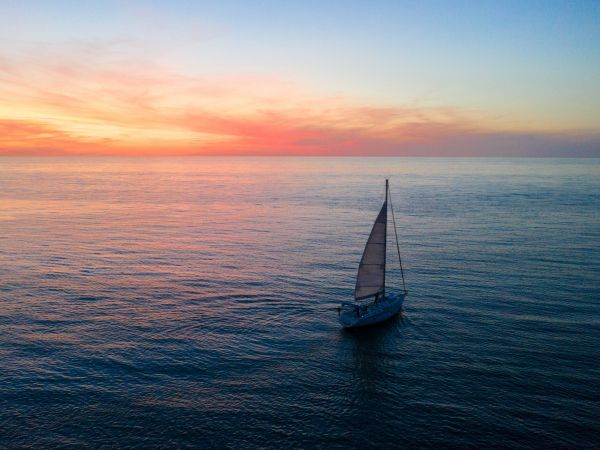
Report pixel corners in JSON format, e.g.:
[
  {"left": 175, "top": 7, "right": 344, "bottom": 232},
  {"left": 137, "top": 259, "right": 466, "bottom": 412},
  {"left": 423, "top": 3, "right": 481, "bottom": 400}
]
[{"left": 338, "top": 292, "right": 405, "bottom": 328}]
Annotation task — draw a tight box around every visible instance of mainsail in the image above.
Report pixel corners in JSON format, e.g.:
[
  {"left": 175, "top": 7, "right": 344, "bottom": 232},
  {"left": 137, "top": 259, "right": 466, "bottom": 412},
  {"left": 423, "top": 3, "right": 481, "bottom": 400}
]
[{"left": 354, "top": 194, "right": 387, "bottom": 301}]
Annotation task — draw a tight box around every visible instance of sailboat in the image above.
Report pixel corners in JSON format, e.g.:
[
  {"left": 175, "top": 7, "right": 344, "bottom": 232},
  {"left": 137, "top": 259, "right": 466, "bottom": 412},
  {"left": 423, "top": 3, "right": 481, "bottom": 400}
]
[{"left": 338, "top": 179, "right": 407, "bottom": 328}]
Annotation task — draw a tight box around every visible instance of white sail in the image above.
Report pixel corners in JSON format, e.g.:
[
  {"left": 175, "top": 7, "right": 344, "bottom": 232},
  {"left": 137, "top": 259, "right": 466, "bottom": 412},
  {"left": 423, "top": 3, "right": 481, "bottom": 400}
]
[{"left": 354, "top": 200, "right": 387, "bottom": 300}]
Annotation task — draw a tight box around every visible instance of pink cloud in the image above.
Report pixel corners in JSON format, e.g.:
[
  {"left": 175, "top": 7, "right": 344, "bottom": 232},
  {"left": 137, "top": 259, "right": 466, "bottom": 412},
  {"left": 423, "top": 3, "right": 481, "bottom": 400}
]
[{"left": 0, "top": 40, "right": 598, "bottom": 156}]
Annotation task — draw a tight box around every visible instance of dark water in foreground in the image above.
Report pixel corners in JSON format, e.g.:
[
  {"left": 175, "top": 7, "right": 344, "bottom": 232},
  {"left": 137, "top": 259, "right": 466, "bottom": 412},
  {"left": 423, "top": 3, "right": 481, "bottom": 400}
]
[{"left": 1, "top": 157, "right": 599, "bottom": 449}]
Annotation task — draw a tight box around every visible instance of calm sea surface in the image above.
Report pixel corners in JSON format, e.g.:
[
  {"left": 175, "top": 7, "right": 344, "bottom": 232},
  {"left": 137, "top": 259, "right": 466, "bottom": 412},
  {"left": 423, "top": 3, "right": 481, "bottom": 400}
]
[{"left": 1, "top": 157, "right": 599, "bottom": 449}]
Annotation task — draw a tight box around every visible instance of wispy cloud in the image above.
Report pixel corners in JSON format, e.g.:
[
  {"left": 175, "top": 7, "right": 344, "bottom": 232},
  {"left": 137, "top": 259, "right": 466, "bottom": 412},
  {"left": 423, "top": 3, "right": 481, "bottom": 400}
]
[{"left": 1, "top": 39, "right": 598, "bottom": 156}]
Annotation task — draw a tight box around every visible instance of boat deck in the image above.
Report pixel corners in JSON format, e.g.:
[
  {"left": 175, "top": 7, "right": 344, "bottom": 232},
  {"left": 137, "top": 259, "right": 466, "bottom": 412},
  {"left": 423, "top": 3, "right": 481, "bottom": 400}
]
[{"left": 339, "top": 292, "right": 405, "bottom": 328}]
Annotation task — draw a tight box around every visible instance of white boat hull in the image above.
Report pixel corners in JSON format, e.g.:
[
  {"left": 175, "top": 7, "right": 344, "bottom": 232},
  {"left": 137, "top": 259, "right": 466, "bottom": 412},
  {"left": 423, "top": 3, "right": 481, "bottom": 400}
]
[{"left": 338, "top": 292, "right": 406, "bottom": 328}]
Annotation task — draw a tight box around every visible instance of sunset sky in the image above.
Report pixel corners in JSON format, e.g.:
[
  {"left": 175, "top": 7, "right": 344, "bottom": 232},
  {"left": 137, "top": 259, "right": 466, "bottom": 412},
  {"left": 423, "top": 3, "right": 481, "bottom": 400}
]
[{"left": 1, "top": 0, "right": 599, "bottom": 156}]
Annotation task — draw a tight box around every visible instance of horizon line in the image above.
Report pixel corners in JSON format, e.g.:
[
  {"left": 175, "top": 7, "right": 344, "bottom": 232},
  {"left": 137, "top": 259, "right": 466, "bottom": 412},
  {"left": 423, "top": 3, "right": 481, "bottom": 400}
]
[{"left": 2, "top": 154, "right": 599, "bottom": 158}]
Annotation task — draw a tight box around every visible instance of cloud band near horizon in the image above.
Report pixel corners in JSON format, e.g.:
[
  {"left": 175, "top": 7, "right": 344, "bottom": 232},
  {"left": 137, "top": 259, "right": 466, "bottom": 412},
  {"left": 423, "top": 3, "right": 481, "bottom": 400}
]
[{"left": 1, "top": 39, "right": 599, "bottom": 157}]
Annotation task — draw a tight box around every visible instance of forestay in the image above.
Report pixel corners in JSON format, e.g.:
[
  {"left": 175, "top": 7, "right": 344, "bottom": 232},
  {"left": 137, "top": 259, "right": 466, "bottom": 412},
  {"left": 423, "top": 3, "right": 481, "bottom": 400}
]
[{"left": 354, "top": 200, "right": 387, "bottom": 300}]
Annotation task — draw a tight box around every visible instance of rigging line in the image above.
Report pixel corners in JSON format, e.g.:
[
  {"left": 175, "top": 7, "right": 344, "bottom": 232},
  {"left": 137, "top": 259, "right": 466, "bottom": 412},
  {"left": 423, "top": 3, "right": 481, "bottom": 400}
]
[{"left": 388, "top": 186, "right": 407, "bottom": 293}]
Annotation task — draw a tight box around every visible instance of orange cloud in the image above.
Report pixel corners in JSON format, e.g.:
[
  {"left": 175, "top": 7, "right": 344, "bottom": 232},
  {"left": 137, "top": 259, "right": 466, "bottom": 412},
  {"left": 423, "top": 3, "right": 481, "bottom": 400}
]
[
  {"left": 0, "top": 119, "right": 110, "bottom": 155},
  {"left": 1, "top": 40, "right": 598, "bottom": 156}
]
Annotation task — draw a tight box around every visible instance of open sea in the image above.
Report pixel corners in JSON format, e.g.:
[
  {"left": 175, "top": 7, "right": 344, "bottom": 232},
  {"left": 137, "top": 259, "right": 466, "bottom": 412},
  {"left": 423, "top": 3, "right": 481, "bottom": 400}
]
[{"left": 1, "top": 157, "right": 599, "bottom": 449}]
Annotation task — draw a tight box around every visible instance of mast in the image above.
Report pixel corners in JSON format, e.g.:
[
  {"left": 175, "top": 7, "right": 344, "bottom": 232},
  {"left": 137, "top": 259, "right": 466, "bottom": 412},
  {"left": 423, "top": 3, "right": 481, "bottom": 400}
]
[{"left": 383, "top": 179, "right": 388, "bottom": 300}]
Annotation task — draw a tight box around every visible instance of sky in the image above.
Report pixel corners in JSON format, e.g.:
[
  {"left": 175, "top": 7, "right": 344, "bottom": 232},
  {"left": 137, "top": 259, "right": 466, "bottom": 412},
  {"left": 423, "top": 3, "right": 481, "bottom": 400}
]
[{"left": 1, "top": 0, "right": 599, "bottom": 156}]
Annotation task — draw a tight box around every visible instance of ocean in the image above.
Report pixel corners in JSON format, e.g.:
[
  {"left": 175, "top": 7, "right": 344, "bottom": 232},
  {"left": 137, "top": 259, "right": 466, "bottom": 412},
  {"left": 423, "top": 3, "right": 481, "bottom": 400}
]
[{"left": 1, "top": 157, "right": 599, "bottom": 448}]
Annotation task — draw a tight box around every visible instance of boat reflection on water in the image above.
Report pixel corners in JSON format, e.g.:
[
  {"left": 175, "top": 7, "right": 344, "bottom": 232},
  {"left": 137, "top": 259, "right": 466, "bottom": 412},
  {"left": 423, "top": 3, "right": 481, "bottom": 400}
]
[
  {"left": 340, "top": 313, "right": 409, "bottom": 442},
  {"left": 344, "top": 312, "right": 406, "bottom": 373}
]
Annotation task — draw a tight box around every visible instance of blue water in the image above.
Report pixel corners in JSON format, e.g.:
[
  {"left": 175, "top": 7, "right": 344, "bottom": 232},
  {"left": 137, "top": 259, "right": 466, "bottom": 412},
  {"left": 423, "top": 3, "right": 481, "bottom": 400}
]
[{"left": 1, "top": 157, "right": 599, "bottom": 448}]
